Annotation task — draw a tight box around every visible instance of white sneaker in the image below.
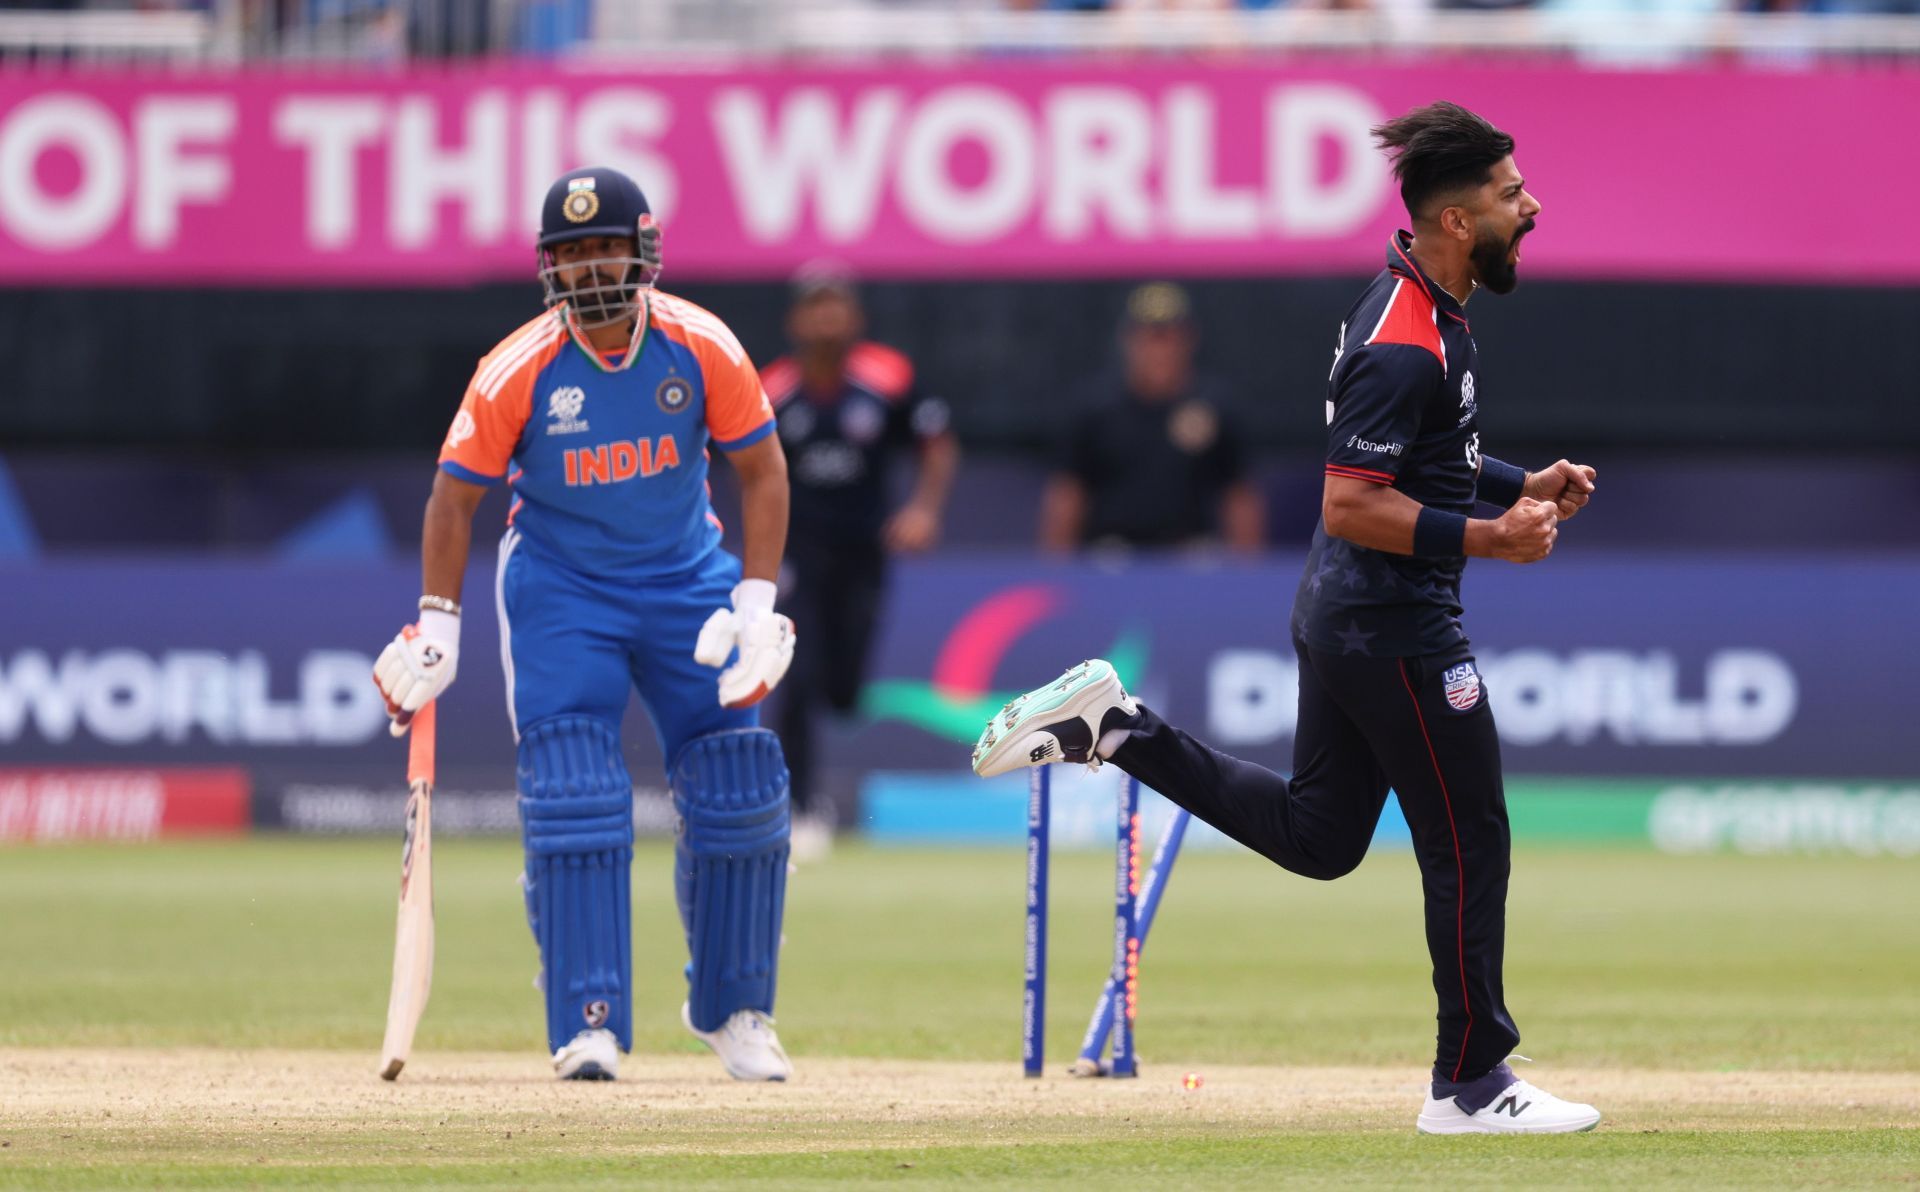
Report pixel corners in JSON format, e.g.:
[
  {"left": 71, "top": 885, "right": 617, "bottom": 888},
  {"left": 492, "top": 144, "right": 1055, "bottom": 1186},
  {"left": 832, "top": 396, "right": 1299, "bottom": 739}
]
[
  {"left": 971, "top": 659, "right": 1138, "bottom": 779},
  {"left": 682, "top": 1002, "right": 793, "bottom": 1081},
  {"left": 1417, "top": 1078, "right": 1601, "bottom": 1134},
  {"left": 552, "top": 1028, "right": 620, "bottom": 1081},
  {"left": 789, "top": 812, "right": 833, "bottom": 864}
]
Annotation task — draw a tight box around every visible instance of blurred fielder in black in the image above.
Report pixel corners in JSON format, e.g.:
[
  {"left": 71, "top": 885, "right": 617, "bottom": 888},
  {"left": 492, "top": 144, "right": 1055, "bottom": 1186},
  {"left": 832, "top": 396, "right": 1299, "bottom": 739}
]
[{"left": 762, "top": 265, "right": 959, "bottom": 859}]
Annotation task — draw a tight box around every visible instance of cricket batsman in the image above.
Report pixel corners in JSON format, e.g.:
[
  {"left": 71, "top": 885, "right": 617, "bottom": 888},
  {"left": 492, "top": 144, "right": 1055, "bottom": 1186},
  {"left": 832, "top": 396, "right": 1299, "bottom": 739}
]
[
  {"left": 974, "top": 104, "right": 1604, "bottom": 1133},
  {"left": 373, "top": 166, "right": 797, "bottom": 1082}
]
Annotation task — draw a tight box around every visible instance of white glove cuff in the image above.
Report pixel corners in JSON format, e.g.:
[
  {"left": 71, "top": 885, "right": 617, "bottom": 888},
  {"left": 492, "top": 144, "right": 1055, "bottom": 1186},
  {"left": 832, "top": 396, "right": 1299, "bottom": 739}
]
[
  {"left": 418, "top": 608, "right": 461, "bottom": 641},
  {"left": 732, "top": 578, "right": 777, "bottom": 614}
]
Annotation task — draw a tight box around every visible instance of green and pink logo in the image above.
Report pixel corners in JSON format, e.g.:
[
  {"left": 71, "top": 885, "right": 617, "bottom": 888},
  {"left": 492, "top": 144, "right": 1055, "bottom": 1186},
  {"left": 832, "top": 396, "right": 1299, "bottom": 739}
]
[{"left": 862, "top": 583, "right": 1147, "bottom": 743}]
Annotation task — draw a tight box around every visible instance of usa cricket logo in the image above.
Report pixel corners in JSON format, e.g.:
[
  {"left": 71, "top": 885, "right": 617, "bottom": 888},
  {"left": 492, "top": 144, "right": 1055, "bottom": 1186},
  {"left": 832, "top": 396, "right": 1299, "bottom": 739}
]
[
  {"left": 397, "top": 792, "right": 423, "bottom": 898},
  {"left": 1442, "top": 662, "right": 1482, "bottom": 712}
]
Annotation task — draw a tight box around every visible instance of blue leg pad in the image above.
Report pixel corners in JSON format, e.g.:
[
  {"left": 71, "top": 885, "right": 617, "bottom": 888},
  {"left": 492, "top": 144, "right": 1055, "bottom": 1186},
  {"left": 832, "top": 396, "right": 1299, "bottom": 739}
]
[
  {"left": 672, "top": 728, "right": 790, "bottom": 1033},
  {"left": 518, "top": 714, "right": 633, "bottom": 1054}
]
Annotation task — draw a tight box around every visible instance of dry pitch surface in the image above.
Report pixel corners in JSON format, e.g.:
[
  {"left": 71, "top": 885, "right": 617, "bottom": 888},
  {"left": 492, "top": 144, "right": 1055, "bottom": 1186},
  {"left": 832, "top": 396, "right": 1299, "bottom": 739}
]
[{"left": 4, "top": 1049, "right": 1917, "bottom": 1187}]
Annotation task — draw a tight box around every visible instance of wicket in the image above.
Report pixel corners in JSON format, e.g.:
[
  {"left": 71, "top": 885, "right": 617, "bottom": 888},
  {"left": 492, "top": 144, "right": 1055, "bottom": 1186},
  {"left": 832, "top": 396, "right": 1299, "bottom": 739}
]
[{"left": 1022, "top": 766, "right": 1191, "bottom": 1078}]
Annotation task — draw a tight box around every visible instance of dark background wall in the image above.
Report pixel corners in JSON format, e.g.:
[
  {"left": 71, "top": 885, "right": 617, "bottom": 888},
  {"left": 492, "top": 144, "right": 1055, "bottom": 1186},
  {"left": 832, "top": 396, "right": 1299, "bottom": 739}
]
[
  {"left": 4, "top": 276, "right": 1915, "bottom": 556},
  {"left": 6, "top": 277, "right": 1919, "bottom": 456}
]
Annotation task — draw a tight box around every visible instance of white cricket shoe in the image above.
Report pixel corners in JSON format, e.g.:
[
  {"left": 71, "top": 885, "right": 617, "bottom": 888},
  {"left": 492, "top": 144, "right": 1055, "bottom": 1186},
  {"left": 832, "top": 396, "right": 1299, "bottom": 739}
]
[
  {"left": 552, "top": 1027, "right": 620, "bottom": 1081},
  {"left": 971, "top": 659, "right": 1138, "bottom": 779},
  {"left": 1417, "top": 1078, "right": 1601, "bottom": 1134},
  {"left": 682, "top": 1002, "right": 793, "bottom": 1081},
  {"left": 789, "top": 811, "right": 834, "bottom": 864}
]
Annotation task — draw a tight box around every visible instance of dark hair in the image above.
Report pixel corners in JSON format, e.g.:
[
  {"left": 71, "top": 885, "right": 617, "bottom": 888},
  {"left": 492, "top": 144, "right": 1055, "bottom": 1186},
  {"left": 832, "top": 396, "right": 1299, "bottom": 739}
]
[{"left": 1372, "top": 102, "right": 1515, "bottom": 221}]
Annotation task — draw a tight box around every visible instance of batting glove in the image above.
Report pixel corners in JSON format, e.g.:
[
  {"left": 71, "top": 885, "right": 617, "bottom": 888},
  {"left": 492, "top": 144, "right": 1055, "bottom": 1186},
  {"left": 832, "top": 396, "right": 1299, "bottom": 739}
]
[
  {"left": 373, "top": 609, "right": 460, "bottom": 737},
  {"left": 637, "top": 214, "right": 664, "bottom": 282},
  {"left": 693, "top": 578, "right": 795, "bottom": 709}
]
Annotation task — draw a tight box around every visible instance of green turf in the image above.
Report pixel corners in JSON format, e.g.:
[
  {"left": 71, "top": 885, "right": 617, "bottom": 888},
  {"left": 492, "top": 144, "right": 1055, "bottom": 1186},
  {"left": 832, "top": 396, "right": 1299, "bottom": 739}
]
[
  {"left": 2, "top": 839, "right": 1916, "bottom": 1188},
  {"left": 0, "top": 839, "right": 1915, "bottom": 1069},
  {"left": 6, "top": 1130, "right": 1919, "bottom": 1189}
]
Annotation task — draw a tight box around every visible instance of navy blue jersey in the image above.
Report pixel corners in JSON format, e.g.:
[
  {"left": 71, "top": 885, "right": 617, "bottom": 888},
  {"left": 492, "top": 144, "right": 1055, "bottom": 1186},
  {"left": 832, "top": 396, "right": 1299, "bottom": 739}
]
[
  {"left": 763, "top": 342, "right": 950, "bottom": 546},
  {"left": 1056, "top": 375, "right": 1247, "bottom": 549},
  {"left": 1292, "top": 234, "right": 1484, "bottom": 657}
]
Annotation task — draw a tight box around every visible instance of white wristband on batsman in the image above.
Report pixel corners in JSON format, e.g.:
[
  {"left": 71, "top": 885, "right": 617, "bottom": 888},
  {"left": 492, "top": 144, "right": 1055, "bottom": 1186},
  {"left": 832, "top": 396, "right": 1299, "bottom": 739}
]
[{"left": 732, "top": 578, "right": 777, "bottom": 614}]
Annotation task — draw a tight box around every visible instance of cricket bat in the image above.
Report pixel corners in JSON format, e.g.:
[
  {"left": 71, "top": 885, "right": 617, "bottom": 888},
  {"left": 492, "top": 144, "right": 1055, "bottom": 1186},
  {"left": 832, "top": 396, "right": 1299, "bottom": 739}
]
[{"left": 379, "top": 699, "right": 437, "bottom": 1080}]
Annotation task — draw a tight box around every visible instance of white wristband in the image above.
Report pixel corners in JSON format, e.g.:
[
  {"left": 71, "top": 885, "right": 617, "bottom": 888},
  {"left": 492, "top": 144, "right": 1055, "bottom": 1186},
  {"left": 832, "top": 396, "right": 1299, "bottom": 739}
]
[
  {"left": 732, "top": 578, "right": 777, "bottom": 614},
  {"left": 418, "top": 608, "right": 461, "bottom": 641}
]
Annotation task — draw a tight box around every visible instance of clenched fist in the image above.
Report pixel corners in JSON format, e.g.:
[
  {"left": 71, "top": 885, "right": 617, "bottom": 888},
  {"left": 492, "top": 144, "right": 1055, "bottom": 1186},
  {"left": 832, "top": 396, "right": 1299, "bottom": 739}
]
[
  {"left": 1483, "top": 497, "right": 1560, "bottom": 563},
  {"left": 693, "top": 578, "right": 796, "bottom": 709},
  {"left": 1525, "top": 459, "right": 1597, "bottom": 521},
  {"left": 373, "top": 609, "right": 460, "bottom": 737}
]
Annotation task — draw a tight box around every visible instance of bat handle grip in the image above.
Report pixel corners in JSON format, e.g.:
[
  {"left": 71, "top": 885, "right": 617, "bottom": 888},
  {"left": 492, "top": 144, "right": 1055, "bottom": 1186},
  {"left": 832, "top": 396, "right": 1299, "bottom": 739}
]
[{"left": 407, "top": 701, "right": 437, "bottom": 786}]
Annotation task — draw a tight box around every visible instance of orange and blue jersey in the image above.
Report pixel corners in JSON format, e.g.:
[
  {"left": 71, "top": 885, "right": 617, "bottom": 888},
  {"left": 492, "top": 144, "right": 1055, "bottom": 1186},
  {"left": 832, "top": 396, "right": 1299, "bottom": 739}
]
[{"left": 439, "top": 291, "right": 775, "bottom": 582}]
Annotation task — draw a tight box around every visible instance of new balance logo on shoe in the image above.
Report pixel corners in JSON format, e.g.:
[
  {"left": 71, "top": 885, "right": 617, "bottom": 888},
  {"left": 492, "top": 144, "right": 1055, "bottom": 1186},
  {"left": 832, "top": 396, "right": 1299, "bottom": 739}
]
[
  {"left": 1029, "top": 740, "right": 1056, "bottom": 763},
  {"left": 1417, "top": 1077, "right": 1597, "bottom": 1134}
]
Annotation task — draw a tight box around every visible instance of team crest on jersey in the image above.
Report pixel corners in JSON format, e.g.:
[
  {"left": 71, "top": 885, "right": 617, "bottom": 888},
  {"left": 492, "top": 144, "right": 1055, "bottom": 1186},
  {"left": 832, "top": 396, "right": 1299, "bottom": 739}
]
[
  {"left": 1169, "top": 401, "right": 1219, "bottom": 454},
  {"left": 562, "top": 189, "right": 600, "bottom": 224},
  {"left": 656, "top": 376, "right": 693, "bottom": 414},
  {"left": 778, "top": 401, "right": 815, "bottom": 442},
  {"left": 1442, "top": 661, "right": 1482, "bottom": 712},
  {"left": 546, "top": 386, "right": 589, "bottom": 435}
]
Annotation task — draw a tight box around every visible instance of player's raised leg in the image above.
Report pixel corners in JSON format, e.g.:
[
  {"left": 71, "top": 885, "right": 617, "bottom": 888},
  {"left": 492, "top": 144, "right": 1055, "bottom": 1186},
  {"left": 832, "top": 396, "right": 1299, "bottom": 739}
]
[{"left": 973, "top": 654, "right": 1392, "bottom": 881}]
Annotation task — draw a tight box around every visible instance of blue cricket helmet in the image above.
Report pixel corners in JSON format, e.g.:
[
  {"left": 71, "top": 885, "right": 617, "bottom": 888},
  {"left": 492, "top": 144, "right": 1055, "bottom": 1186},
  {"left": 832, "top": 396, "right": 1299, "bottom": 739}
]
[
  {"left": 539, "top": 166, "right": 650, "bottom": 248},
  {"left": 536, "top": 166, "right": 662, "bottom": 327}
]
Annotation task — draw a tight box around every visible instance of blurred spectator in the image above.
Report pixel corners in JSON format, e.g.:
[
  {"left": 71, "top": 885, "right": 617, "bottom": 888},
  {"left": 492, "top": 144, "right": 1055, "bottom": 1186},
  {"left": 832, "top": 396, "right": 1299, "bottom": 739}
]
[
  {"left": 1792, "top": 0, "right": 1920, "bottom": 11},
  {"left": 764, "top": 264, "right": 959, "bottom": 860},
  {"left": 1040, "top": 282, "right": 1264, "bottom": 554},
  {"left": 1539, "top": 0, "right": 1723, "bottom": 67},
  {"left": 1433, "top": 0, "right": 1535, "bottom": 13}
]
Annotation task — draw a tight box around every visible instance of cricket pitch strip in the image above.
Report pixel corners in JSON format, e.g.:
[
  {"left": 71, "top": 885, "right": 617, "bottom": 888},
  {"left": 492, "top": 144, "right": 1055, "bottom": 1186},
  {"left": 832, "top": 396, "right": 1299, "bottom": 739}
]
[{"left": 5, "top": 1049, "right": 1916, "bottom": 1166}]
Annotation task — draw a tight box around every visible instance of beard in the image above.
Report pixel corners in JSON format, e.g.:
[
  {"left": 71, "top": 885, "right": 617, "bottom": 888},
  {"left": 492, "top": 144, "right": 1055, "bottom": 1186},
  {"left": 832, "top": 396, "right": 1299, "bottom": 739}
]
[
  {"left": 568, "top": 267, "right": 639, "bottom": 326},
  {"left": 1471, "top": 220, "right": 1532, "bottom": 296},
  {"left": 798, "top": 334, "right": 855, "bottom": 368}
]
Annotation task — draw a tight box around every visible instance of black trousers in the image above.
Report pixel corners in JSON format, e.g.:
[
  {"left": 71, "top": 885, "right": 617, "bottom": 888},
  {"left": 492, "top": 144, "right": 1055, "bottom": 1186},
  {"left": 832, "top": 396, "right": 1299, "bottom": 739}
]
[
  {"left": 775, "top": 537, "right": 887, "bottom": 815},
  {"left": 1107, "top": 634, "right": 1519, "bottom": 1082}
]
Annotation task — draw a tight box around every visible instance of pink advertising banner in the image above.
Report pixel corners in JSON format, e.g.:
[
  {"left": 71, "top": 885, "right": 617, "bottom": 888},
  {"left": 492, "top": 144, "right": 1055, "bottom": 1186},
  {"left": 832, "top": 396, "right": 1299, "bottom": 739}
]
[{"left": 0, "top": 63, "right": 1909, "bottom": 285}]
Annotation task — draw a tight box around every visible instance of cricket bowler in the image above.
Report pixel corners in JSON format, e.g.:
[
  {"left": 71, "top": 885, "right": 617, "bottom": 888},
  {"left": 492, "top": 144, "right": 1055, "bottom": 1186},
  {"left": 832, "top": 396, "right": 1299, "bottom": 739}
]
[{"left": 974, "top": 103, "right": 1603, "bottom": 1134}]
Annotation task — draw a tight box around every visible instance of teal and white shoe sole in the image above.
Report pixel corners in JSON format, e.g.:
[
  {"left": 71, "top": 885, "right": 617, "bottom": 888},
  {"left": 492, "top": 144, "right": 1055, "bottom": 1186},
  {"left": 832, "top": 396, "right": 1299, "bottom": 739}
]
[{"left": 970, "top": 659, "right": 1130, "bottom": 778}]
